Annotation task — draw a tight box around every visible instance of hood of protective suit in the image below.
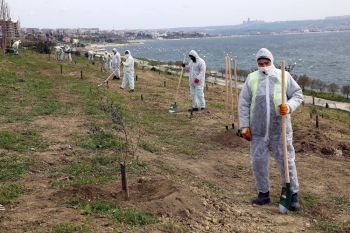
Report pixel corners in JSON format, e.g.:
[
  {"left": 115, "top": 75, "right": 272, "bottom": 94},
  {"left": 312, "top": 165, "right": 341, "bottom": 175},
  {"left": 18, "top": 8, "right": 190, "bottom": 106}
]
[
  {"left": 256, "top": 48, "right": 274, "bottom": 63},
  {"left": 125, "top": 50, "right": 131, "bottom": 55},
  {"left": 189, "top": 50, "right": 199, "bottom": 60},
  {"left": 256, "top": 48, "right": 276, "bottom": 74}
]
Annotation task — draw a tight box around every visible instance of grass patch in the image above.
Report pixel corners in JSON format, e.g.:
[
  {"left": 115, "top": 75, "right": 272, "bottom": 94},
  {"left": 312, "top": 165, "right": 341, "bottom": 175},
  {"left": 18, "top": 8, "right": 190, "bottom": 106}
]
[
  {"left": 158, "top": 221, "right": 189, "bottom": 232},
  {"left": 139, "top": 140, "right": 159, "bottom": 153},
  {"left": 332, "top": 197, "right": 350, "bottom": 208},
  {"left": 155, "top": 159, "right": 175, "bottom": 174},
  {"left": 50, "top": 222, "right": 92, "bottom": 233},
  {"left": 69, "top": 200, "right": 158, "bottom": 227},
  {"left": 0, "top": 129, "right": 48, "bottom": 152},
  {"left": 177, "top": 146, "right": 196, "bottom": 156},
  {"left": 301, "top": 194, "right": 320, "bottom": 207},
  {"left": 50, "top": 160, "right": 116, "bottom": 187},
  {"left": 0, "top": 182, "right": 25, "bottom": 205},
  {"left": 75, "top": 131, "right": 125, "bottom": 150},
  {"left": 197, "top": 181, "right": 221, "bottom": 193},
  {"left": 316, "top": 221, "right": 350, "bottom": 233},
  {"left": 0, "top": 153, "right": 33, "bottom": 181},
  {"left": 303, "top": 89, "right": 350, "bottom": 103}
]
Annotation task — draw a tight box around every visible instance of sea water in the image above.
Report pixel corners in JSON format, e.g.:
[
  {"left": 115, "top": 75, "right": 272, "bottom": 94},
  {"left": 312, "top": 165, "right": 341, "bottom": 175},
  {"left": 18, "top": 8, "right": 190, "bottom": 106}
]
[{"left": 105, "top": 31, "right": 350, "bottom": 86}]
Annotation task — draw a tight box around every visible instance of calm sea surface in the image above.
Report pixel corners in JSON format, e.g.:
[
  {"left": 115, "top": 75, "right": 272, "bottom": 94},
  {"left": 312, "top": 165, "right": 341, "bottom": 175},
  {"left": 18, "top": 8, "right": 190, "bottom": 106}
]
[{"left": 105, "top": 31, "right": 350, "bottom": 86}]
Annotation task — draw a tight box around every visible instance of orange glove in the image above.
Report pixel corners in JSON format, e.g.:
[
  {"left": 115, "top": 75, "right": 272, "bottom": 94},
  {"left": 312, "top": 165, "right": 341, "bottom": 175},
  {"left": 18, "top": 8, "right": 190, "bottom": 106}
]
[
  {"left": 279, "top": 104, "right": 289, "bottom": 115},
  {"left": 241, "top": 127, "right": 252, "bottom": 141}
]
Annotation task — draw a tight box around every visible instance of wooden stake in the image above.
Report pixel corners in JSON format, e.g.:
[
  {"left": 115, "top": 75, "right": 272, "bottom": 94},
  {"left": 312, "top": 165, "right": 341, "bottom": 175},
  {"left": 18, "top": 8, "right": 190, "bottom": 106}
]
[
  {"left": 120, "top": 163, "right": 129, "bottom": 198},
  {"left": 228, "top": 58, "right": 234, "bottom": 129},
  {"left": 233, "top": 59, "right": 240, "bottom": 129},
  {"left": 225, "top": 56, "right": 229, "bottom": 130}
]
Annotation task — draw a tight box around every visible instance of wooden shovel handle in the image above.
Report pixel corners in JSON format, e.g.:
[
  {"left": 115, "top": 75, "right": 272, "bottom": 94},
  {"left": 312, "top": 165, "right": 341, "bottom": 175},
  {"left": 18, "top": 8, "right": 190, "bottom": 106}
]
[
  {"left": 228, "top": 58, "right": 234, "bottom": 125},
  {"left": 175, "top": 55, "right": 186, "bottom": 102},
  {"left": 104, "top": 68, "right": 118, "bottom": 83},
  {"left": 233, "top": 59, "right": 240, "bottom": 129},
  {"left": 281, "top": 60, "right": 290, "bottom": 183},
  {"left": 225, "top": 57, "right": 229, "bottom": 127}
]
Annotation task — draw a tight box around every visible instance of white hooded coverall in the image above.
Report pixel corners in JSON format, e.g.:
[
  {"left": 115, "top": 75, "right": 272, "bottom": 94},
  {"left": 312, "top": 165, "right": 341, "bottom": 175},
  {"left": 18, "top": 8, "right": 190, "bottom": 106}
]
[
  {"left": 12, "top": 40, "right": 21, "bottom": 55},
  {"left": 64, "top": 45, "right": 72, "bottom": 62},
  {"left": 184, "top": 50, "right": 206, "bottom": 109},
  {"left": 103, "top": 52, "right": 110, "bottom": 70},
  {"left": 121, "top": 50, "right": 134, "bottom": 90},
  {"left": 111, "top": 49, "right": 121, "bottom": 78},
  {"left": 239, "top": 48, "right": 303, "bottom": 194},
  {"left": 88, "top": 50, "right": 95, "bottom": 61}
]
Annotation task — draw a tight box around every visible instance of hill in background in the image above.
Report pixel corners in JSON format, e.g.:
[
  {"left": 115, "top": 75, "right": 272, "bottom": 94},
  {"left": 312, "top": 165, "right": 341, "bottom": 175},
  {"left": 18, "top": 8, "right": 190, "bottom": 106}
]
[{"left": 162, "top": 17, "right": 350, "bottom": 35}]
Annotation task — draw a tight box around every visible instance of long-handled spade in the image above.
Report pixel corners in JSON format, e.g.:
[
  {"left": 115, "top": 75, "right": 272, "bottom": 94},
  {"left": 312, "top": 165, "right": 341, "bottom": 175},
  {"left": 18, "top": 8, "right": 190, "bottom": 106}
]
[
  {"left": 169, "top": 55, "right": 186, "bottom": 113},
  {"left": 97, "top": 68, "right": 118, "bottom": 87},
  {"left": 279, "top": 60, "right": 293, "bottom": 213}
]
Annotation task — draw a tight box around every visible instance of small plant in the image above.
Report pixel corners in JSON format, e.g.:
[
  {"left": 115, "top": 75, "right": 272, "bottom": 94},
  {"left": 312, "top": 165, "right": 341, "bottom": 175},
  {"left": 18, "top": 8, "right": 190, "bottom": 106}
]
[{"left": 91, "top": 89, "right": 142, "bottom": 197}]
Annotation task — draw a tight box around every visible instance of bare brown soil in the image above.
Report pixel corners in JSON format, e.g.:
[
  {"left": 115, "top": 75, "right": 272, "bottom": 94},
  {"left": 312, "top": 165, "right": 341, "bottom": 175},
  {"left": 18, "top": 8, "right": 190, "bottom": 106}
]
[{"left": 0, "top": 56, "right": 349, "bottom": 233}]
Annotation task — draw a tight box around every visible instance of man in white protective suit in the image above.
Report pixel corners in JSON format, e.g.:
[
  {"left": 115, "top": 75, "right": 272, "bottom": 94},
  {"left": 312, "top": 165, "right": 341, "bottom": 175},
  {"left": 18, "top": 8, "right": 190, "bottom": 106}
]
[
  {"left": 87, "top": 50, "right": 96, "bottom": 61},
  {"left": 181, "top": 50, "right": 206, "bottom": 112},
  {"left": 120, "top": 50, "right": 134, "bottom": 92},
  {"left": 64, "top": 44, "right": 72, "bottom": 62},
  {"left": 110, "top": 48, "right": 121, "bottom": 80},
  {"left": 12, "top": 40, "right": 21, "bottom": 55},
  {"left": 239, "top": 48, "right": 303, "bottom": 211}
]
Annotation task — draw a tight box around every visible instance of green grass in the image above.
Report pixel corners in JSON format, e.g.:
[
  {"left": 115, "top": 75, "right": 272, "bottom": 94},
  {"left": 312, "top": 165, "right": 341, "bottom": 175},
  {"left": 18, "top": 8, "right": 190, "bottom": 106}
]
[
  {"left": 50, "top": 222, "right": 92, "bottom": 233},
  {"left": 303, "top": 89, "right": 350, "bottom": 103},
  {"left": 0, "top": 153, "right": 33, "bottom": 181},
  {"left": 316, "top": 221, "right": 350, "bottom": 233},
  {"left": 75, "top": 131, "right": 125, "bottom": 150},
  {"left": 197, "top": 181, "right": 221, "bottom": 193},
  {"left": 139, "top": 140, "right": 159, "bottom": 153},
  {"left": 155, "top": 159, "right": 175, "bottom": 174},
  {"left": 50, "top": 160, "right": 117, "bottom": 188},
  {"left": 0, "top": 129, "right": 48, "bottom": 152},
  {"left": 158, "top": 221, "right": 190, "bottom": 232},
  {"left": 301, "top": 194, "right": 320, "bottom": 207},
  {"left": 68, "top": 199, "right": 158, "bottom": 227},
  {"left": 0, "top": 182, "right": 25, "bottom": 205}
]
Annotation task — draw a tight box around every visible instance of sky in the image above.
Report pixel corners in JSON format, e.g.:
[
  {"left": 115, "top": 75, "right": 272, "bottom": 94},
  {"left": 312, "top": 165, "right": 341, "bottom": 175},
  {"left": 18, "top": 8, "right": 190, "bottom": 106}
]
[{"left": 7, "top": 0, "right": 350, "bottom": 30}]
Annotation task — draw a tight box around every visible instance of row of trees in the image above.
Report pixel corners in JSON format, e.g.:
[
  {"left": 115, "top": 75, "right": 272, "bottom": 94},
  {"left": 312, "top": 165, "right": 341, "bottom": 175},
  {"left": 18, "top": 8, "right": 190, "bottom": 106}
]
[
  {"left": 215, "top": 61, "right": 349, "bottom": 99},
  {"left": 298, "top": 74, "right": 350, "bottom": 98}
]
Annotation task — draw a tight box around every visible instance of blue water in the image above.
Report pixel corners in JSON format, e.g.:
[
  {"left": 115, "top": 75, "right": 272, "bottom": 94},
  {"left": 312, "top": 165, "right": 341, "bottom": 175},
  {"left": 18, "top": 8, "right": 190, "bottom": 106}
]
[{"left": 106, "top": 31, "right": 350, "bottom": 86}]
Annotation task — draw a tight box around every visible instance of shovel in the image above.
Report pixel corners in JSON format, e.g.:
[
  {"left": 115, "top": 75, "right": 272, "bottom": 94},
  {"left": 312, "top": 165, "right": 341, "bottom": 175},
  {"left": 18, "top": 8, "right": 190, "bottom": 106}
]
[
  {"left": 279, "top": 60, "right": 292, "bottom": 213},
  {"left": 169, "top": 54, "right": 186, "bottom": 113},
  {"left": 97, "top": 69, "right": 117, "bottom": 87}
]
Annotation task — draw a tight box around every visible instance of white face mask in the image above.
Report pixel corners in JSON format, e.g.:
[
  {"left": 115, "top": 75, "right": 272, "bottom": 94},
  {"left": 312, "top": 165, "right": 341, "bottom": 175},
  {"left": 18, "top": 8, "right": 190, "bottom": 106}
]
[
  {"left": 125, "top": 54, "right": 129, "bottom": 58},
  {"left": 258, "top": 65, "right": 273, "bottom": 75}
]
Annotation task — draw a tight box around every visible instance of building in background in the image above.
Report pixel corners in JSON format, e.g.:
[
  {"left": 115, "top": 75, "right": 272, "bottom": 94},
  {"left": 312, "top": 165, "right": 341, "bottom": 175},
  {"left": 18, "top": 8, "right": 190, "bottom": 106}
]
[{"left": 0, "top": 18, "right": 21, "bottom": 48}]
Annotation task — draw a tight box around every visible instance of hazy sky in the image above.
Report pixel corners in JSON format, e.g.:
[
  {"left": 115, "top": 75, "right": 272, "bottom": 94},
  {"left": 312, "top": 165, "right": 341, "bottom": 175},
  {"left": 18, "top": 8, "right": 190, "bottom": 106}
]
[{"left": 8, "top": 0, "right": 350, "bottom": 30}]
